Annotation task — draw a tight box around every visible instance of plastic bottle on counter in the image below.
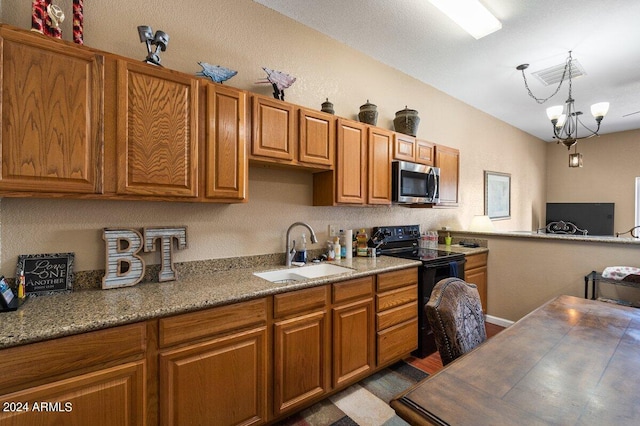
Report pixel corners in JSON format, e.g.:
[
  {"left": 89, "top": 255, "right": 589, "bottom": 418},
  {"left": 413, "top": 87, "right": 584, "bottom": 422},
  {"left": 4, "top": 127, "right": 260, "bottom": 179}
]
[
  {"left": 18, "top": 271, "right": 25, "bottom": 299},
  {"left": 339, "top": 230, "right": 347, "bottom": 258},
  {"left": 294, "top": 233, "right": 307, "bottom": 263},
  {"left": 334, "top": 237, "right": 341, "bottom": 260},
  {"left": 327, "top": 241, "right": 335, "bottom": 261},
  {"left": 357, "top": 228, "right": 368, "bottom": 257}
]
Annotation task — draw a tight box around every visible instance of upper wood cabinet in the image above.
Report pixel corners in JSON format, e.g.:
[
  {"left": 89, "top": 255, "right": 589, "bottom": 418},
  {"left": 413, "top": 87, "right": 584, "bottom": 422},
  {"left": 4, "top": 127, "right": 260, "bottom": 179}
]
[
  {"left": 203, "top": 83, "right": 248, "bottom": 202},
  {"left": 298, "top": 108, "right": 335, "bottom": 168},
  {"left": 368, "top": 127, "right": 393, "bottom": 205},
  {"left": 116, "top": 60, "right": 199, "bottom": 198},
  {"left": 392, "top": 134, "right": 434, "bottom": 166},
  {"left": 434, "top": 144, "right": 459, "bottom": 206},
  {"left": 250, "top": 95, "right": 335, "bottom": 170},
  {"left": 251, "top": 94, "right": 296, "bottom": 162},
  {"left": 0, "top": 27, "right": 103, "bottom": 194}
]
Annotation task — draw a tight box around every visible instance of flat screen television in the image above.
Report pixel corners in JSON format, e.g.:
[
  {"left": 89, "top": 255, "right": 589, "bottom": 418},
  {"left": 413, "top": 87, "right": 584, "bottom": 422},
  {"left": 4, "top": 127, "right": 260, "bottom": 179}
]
[{"left": 545, "top": 203, "right": 615, "bottom": 236}]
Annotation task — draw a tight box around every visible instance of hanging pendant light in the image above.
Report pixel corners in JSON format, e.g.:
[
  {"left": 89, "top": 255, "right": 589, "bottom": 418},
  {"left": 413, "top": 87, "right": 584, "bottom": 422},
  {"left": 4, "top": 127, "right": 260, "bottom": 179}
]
[{"left": 517, "top": 52, "right": 609, "bottom": 166}]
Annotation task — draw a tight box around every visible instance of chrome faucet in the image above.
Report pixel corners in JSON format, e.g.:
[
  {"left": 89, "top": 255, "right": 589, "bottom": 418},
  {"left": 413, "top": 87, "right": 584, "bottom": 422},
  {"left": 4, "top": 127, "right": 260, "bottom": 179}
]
[{"left": 285, "top": 222, "right": 318, "bottom": 266}]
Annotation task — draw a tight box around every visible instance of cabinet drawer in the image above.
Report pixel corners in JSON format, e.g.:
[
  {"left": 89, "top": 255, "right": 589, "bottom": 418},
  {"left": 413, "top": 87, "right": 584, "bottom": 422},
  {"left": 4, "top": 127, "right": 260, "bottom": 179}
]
[
  {"left": 376, "top": 301, "right": 417, "bottom": 331},
  {"left": 465, "top": 252, "right": 488, "bottom": 270},
  {"left": 376, "top": 267, "right": 418, "bottom": 292},
  {"left": 376, "top": 285, "right": 417, "bottom": 312},
  {"left": 274, "top": 285, "right": 328, "bottom": 318},
  {"left": 377, "top": 318, "right": 418, "bottom": 366},
  {"left": 333, "top": 276, "right": 373, "bottom": 304},
  {"left": 159, "top": 298, "right": 267, "bottom": 347},
  {"left": 0, "top": 323, "right": 146, "bottom": 391}
]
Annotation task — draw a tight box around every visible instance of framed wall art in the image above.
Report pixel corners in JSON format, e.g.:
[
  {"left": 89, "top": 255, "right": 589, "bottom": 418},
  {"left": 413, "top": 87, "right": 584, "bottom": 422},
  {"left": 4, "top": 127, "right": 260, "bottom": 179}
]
[{"left": 484, "top": 171, "right": 511, "bottom": 220}]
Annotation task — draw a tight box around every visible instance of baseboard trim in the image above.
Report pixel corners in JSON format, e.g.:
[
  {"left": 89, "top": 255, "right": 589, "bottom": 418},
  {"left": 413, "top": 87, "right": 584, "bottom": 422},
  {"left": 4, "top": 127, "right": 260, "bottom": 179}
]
[{"left": 485, "top": 314, "right": 514, "bottom": 328}]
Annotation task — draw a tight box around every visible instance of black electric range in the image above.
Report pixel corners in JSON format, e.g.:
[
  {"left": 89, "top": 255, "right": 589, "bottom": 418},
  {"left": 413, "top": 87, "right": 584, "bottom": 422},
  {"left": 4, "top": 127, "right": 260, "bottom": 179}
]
[{"left": 372, "top": 225, "right": 466, "bottom": 357}]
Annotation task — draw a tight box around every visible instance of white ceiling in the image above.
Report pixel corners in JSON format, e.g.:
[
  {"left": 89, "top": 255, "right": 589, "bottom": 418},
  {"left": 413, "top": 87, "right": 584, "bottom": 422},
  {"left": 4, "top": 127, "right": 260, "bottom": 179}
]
[{"left": 254, "top": 0, "right": 640, "bottom": 141}]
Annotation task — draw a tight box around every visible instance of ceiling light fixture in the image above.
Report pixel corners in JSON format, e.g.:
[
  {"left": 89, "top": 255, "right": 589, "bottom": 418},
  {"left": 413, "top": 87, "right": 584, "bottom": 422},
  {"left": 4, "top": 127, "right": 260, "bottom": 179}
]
[
  {"left": 517, "top": 51, "right": 610, "bottom": 167},
  {"left": 428, "top": 0, "right": 502, "bottom": 40}
]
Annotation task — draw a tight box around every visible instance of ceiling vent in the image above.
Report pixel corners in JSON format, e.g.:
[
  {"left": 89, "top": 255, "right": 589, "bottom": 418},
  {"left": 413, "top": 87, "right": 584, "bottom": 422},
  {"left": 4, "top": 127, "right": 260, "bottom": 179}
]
[{"left": 532, "top": 60, "right": 586, "bottom": 86}]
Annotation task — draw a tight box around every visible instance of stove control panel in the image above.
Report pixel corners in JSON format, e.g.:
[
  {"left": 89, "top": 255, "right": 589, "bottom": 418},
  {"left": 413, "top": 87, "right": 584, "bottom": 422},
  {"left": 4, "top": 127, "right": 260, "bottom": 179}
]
[{"left": 372, "top": 225, "right": 421, "bottom": 244}]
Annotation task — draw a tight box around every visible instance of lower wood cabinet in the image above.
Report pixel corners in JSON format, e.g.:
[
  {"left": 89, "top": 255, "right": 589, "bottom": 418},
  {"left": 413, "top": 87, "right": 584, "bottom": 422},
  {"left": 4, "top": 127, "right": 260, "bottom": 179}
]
[
  {"left": 158, "top": 298, "right": 268, "bottom": 426},
  {"left": 332, "top": 277, "right": 375, "bottom": 387},
  {"left": 464, "top": 252, "right": 488, "bottom": 313},
  {"left": 272, "top": 286, "right": 330, "bottom": 417},
  {"left": 375, "top": 268, "right": 419, "bottom": 366},
  {"left": 0, "top": 323, "right": 148, "bottom": 426}
]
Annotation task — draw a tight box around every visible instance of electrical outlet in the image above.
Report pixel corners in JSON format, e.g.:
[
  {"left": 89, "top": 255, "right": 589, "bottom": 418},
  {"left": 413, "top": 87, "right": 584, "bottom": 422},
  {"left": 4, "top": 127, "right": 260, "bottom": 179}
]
[{"left": 328, "top": 225, "right": 338, "bottom": 237}]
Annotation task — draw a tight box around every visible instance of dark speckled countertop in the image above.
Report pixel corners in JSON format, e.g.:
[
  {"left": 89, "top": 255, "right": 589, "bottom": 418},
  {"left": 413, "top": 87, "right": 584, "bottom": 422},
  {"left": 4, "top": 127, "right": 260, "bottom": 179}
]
[{"left": 0, "top": 256, "right": 422, "bottom": 350}]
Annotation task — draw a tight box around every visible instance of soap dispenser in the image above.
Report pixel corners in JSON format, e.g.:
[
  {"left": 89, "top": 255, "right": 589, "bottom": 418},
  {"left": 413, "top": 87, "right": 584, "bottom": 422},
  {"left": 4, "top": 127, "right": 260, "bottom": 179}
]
[{"left": 294, "top": 233, "right": 307, "bottom": 263}]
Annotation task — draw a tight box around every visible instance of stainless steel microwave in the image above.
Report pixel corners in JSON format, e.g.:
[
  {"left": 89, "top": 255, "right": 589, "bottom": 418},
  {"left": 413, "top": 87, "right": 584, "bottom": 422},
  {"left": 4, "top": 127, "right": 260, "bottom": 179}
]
[{"left": 391, "top": 161, "right": 440, "bottom": 204}]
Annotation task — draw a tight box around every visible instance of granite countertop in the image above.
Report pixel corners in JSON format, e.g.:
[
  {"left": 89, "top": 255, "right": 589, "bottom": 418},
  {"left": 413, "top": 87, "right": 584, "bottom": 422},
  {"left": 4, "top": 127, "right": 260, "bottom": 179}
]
[
  {"left": 451, "top": 230, "right": 640, "bottom": 245},
  {"left": 0, "top": 256, "right": 421, "bottom": 350}
]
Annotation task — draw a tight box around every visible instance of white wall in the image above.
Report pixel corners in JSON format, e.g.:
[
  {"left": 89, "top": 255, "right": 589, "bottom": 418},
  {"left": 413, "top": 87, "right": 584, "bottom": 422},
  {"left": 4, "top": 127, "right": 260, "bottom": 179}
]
[{"left": 0, "top": 0, "right": 546, "bottom": 275}]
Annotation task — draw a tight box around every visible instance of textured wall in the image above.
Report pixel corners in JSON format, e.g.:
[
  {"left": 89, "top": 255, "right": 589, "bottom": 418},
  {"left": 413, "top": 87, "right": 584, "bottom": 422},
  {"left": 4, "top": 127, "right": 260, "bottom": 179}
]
[{"left": 0, "top": 0, "right": 546, "bottom": 283}]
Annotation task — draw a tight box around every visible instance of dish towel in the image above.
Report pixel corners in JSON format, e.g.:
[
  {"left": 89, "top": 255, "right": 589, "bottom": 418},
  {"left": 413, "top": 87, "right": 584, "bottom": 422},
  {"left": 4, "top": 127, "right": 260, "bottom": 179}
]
[
  {"left": 602, "top": 266, "right": 640, "bottom": 282},
  {"left": 449, "top": 261, "right": 459, "bottom": 278}
]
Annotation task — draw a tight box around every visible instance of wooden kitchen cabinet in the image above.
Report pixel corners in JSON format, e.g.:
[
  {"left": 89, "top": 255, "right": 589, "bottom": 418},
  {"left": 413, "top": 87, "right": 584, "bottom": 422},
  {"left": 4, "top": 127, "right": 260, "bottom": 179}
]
[
  {"left": 315, "top": 118, "right": 397, "bottom": 206},
  {"left": 0, "top": 323, "right": 148, "bottom": 426},
  {"left": 0, "top": 26, "right": 103, "bottom": 195},
  {"left": 368, "top": 127, "right": 393, "bottom": 205},
  {"left": 272, "top": 286, "right": 330, "bottom": 417},
  {"left": 434, "top": 144, "right": 459, "bottom": 206},
  {"left": 392, "top": 134, "right": 434, "bottom": 166},
  {"left": 158, "top": 298, "right": 268, "bottom": 426},
  {"left": 298, "top": 107, "right": 335, "bottom": 169},
  {"left": 465, "top": 252, "right": 488, "bottom": 313},
  {"left": 203, "top": 82, "right": 248, "bottom": 202},
  {"left": 332, "top": 277, "right": 375, "bottom": 387},
  {"left": 250, "top": 94, "right": 296, "bottom": 163},
  {"left": 375, "top": 268, "right": 419, "bottom": 366},
  {"left": 116, "top": 59, "right": 199, "bottom": 198}
]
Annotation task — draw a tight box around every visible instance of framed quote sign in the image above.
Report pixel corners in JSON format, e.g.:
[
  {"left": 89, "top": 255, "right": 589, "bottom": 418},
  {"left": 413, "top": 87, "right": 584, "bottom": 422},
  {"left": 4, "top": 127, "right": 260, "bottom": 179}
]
[{"left": 16, "top": 252, "right": 75, "bottom": 296}]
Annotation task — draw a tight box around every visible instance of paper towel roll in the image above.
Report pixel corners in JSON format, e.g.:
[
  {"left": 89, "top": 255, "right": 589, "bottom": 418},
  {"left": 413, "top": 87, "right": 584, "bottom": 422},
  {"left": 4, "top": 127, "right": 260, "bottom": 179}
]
[{"left": 345, "top": 229, "right": 353, "bottom": 259}]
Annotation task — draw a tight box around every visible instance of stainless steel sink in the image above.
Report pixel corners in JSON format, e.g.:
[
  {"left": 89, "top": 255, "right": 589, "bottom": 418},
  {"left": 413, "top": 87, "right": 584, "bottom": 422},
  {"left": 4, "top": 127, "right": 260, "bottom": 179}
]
[{"left": 253, "top": 263, "right": 354, "bottom": 283}]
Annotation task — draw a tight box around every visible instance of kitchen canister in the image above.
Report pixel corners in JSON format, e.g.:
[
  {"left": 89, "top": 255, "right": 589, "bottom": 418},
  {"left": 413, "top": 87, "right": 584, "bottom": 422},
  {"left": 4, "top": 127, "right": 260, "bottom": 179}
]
[
  {"left": 394, "top": 106, "right": 420, "bottom": 136},
  {"left": 358, "top": 100, "right": 378, "bottom": 126},
  {"left": 321, "top": 98, "right": 335, "bottom": 114}
]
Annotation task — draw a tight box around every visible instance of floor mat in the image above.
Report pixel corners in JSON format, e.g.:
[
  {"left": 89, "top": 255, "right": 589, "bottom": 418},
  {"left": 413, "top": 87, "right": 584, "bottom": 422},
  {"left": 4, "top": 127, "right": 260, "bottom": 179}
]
[{"left": 273, "top": 360, "right": 428, "bottom": 426}]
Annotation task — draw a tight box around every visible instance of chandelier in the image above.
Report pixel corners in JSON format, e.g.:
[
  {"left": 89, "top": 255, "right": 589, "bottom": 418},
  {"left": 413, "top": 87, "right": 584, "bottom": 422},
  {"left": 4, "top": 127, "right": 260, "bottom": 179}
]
[{"left": 517, "top": 51, "right": 610, "bottom": 167}]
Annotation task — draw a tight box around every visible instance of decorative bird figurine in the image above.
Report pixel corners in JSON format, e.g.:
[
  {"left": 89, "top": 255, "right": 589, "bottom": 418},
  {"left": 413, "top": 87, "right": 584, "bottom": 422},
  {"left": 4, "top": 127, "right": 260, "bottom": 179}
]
[
  {"left": 196, "top": 62, "right": 237, "bottom": 84},
  {"left": 256, "top": 67, "right": 296, "bottom": 100}
]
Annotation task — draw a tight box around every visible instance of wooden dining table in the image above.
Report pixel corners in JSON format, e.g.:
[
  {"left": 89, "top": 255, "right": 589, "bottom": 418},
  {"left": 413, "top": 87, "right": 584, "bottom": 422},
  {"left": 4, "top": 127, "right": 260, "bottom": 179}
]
[{"left": 390, "top": 295, "right": 640, "bottom": 425}]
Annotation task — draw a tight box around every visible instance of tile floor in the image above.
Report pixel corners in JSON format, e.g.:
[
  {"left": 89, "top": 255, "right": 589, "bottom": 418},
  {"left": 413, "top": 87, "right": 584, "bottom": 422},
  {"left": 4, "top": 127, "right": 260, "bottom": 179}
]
[{"left": 273, "top": 361, "right": 428, "bottom": 426}]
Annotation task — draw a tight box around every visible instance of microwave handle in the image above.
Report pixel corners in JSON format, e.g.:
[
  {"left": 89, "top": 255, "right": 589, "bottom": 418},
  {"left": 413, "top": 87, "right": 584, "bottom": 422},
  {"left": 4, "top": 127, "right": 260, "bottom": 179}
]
[{"left": 428, "top": 168, "right": 438, "bottom": 199}]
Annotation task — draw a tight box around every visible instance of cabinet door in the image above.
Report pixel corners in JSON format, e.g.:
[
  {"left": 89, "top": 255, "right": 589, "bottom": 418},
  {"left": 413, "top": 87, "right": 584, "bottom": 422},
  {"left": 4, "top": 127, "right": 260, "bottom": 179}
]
[
  {"left": 333, "top": 298, "right": 375, "bottom": 387},
  {"left": 273, "top": 310, "right": 329, "bottom": 416},
  {"left": 0, "top": 28, "right": 103, "bottom": 194},
  {"left": 0, "top": 361, "right": 145, "bottom": 426},
  {"left": 415, "top": 139, "right": 435, "bottom": 165},
  {"left": 251, "top": 95, "right": 295, "bottom": 162},
  {"left": 435, "top": 144, "right": 459, "bottom": 206},
  {"left": 299, "top": 108, "right": 335, "bottom": 168},
  {"left": 204, "top": 83, "right": 248, "bottom": 201},
  {"left": 465, "top": 266, "right": 488, "bottom": 313},
  {"left": 368, "top": 127, "right": 392, "bottom": 205},
  {"left": 116, "top": 60, "right": 198, "bottom": 197},
  {"left": 336, "top": 119, "right": 367, "bottom": 204},
  {"left": 159, "top": 327, "right": 267, "bottom": 426},
  {"left": 392, "top": 133, "right": 416, "bottom": 163}
]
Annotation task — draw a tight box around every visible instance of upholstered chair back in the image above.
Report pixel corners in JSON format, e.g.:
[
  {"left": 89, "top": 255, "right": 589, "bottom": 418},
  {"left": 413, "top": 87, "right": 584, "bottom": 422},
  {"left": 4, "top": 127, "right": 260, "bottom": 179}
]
[{"left": 425, "top": 277, "right": 487, "bottom": 366}]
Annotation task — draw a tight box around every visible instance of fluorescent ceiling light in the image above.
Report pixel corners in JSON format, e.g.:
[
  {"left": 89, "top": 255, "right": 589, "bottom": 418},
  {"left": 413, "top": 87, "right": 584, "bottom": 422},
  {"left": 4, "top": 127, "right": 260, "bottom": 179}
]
[{"left": 428, "top": 0, "right": 502, "bottom": 39}]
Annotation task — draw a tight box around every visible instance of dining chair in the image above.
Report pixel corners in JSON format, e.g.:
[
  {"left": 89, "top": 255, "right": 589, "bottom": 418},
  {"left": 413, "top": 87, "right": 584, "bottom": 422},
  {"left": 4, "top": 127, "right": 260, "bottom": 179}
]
[{"left": 425, "top": 277, "right": 487, "bottom": 365}]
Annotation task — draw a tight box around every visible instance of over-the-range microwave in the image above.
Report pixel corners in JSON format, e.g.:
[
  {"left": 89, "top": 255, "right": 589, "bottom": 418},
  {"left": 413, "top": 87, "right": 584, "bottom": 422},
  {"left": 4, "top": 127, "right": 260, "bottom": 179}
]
[{"left": 391, "top": 160, "right": 440, "bottom": 204}]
